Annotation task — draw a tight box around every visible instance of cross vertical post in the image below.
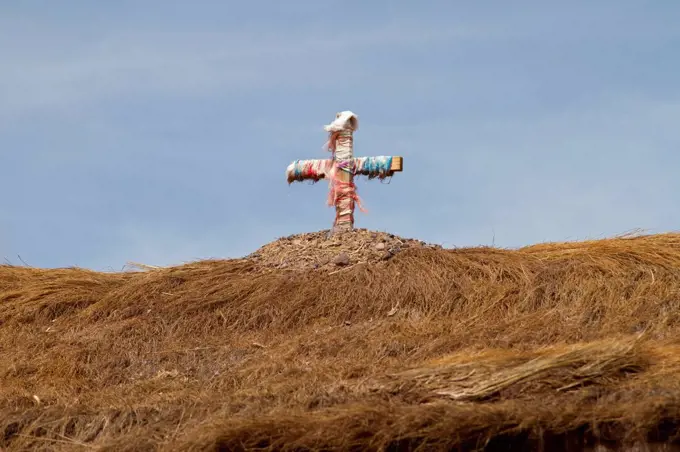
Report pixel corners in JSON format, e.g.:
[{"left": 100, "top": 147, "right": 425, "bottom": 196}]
[{"left": 330, "top": 128, "right": 356, "bottom": 233}]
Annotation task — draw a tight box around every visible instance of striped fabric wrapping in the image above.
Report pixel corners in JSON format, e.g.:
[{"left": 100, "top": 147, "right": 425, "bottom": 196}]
[
  {"left": 286, "top": 159, "right": 332, "bottom": 183},
  {"left": 354, "top": 156, "right": 394, "bottom": 179}
]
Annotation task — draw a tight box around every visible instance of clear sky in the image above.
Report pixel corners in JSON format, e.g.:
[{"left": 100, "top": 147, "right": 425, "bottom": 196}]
[{"left": 2, "top": 1, "right": 679, "bottom": 270}]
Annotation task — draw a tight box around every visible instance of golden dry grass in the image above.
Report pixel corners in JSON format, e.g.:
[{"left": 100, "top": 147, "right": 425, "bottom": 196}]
[{"left": 4, "top": 232, "right": 680, "bottom": 450}]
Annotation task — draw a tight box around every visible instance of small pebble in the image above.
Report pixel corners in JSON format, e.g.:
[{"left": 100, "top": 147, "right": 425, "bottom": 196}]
[{"left": 333, "top": 252, "right": 350, "bottom": 266}]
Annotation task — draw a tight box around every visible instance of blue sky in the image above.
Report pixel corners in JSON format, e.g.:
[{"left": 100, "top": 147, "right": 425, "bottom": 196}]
[{"left": 2, "top": 1, "right": 679, "bottom": 270}]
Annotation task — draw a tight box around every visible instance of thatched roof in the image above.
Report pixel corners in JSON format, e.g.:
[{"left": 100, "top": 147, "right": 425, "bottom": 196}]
[{"left": 3, "top": 231, "right": 680, "bottom": 450}]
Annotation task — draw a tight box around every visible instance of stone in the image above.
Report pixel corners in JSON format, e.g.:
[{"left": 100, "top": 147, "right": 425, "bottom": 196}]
[
  {"left": 375, "top": 242, "right": 386, "bottom": 251},
  {"left": 380, "top": 251, "right": 393, "bottom": 261},
  {"left": 333, "top": 252, "right": 350, "bottom": 266}
]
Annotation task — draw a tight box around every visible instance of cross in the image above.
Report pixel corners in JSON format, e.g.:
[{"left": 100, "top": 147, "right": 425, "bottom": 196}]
[{"left": 286, "top": 111, "right": 403, "bottom": 233}]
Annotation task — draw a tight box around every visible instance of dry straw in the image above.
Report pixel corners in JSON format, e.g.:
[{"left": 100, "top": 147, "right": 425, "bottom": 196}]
[{"left": 3, "top": 231, "right": 680, "bottom": 450}]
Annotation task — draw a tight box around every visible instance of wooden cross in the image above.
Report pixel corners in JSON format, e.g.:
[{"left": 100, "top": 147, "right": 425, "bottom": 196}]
[{"left": 286, "top": 111, "right": 403, "bottom": 233}]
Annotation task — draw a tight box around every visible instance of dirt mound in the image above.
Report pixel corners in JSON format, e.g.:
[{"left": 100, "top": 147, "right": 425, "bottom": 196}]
[
  {"left": 246, "top": 228, "right": 442, "bottom": 272},
  {"left": 4, "top": 232, "right": 680, "bottom": 450}
]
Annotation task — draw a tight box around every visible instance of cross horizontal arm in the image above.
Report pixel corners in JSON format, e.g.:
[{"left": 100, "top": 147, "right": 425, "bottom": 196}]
[
  {"left": 287, "top": 156, "right": 403, "bottom": 183},
  {"left": 355, "top": 156, "right": 403, "bottom": 177},
  {"left": 286, "top": 159, "right": 331, "bottom": 183}
]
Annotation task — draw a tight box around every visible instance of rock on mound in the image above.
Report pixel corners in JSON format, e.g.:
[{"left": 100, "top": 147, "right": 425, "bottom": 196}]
[{"left": 246, "top": 228, "right": 442, "bottom": 272}]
